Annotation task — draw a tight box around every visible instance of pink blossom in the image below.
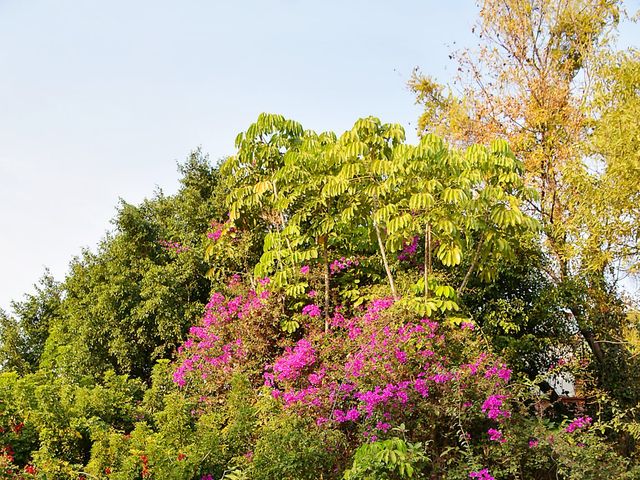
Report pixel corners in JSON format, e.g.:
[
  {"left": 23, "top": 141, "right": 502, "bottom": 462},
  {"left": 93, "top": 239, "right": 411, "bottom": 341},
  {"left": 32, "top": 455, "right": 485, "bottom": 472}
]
[
  {"left": 207, "top": 229, "right": 222, "bottom": 241},
  {"left": 330, "top": 257, "right": 358, "bottom": 274},
  {"left": 158, "top": 239, "right": 190, "bottom": 253},
  {"left": 394, "top": 349, "right": 408, "bottom": 364},
  {"left": 376, "top": 421, "right": 391, "bottom": 432},
  {"left": 345, "top": 409, "right": 360, "bottom": 421},
  {"left": 481, "top": 394, "right": 511, "bottom": 420},
  {"left": 565, "top": 416, "right": 592, "bottom": 433},
  {"left": 487, "top": 428, "right": 505, "bottom": 442},
  {"left": 469, "top": 469, "right": 495, "bottom": 480},
  {"left": 273, "top": 339, "right": 316, "bottom": 381},
  {"left": 429, "top": 372, "right": 454, "bottom": 384},
  {"left": 308, "top": 368, "right": 326, "bottom": 385},
  {"left": 316, "top": 417, "right": 329, "bottom": 426},
  {"left": 398, "top": 236, "right": 419, "bottom": 262},
  {"left": 302, "top": 304, "right": 321, "bottom": 318},
  {"left": 414, "top": 378, "right": 429, "bottom": 397},
  {"left": 485, "top": 364, "right": 512, "bottom": 382},
  {"left": 300, "top": 265, "right": 310, "bottom": 275}
]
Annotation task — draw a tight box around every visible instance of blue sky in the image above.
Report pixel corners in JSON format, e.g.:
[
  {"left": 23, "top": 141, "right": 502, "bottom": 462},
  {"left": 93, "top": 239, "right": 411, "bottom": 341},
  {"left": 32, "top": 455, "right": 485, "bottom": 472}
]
[{"left": 0, "top": 1, "right": 638, "bottom": 310}]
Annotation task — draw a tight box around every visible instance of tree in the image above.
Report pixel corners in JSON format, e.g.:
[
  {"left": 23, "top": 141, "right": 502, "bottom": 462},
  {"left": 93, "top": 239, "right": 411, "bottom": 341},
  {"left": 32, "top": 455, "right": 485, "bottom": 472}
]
[
  {"left": 41, "top": 151, "right": 223, "bottom": 379},
  {"left": 582, "top": 49, "right": 640, "bottom": 277},
  {"left": 410, "top": 0, "right": 637, "bottom": 381},
  {"left": 0, "top": 271, "right": 61, "bottom": 374}
]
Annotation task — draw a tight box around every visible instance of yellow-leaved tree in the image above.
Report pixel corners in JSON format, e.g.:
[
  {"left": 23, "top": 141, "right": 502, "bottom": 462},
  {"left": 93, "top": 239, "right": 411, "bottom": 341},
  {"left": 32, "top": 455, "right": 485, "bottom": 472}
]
[{"left": 411, "top": 0, "right": 639, "bottom": 397}]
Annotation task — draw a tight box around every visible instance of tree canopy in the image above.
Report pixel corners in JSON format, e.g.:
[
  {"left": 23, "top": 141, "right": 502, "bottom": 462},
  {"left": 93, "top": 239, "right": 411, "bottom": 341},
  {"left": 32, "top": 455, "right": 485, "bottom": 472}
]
[{"left": 0, "top": 1, "right": 639, "bottom": 479}]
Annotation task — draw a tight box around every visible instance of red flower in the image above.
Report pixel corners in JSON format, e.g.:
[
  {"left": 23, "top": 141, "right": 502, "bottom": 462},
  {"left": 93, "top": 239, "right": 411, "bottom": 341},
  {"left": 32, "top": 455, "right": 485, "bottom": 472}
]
[{"left": 24, "top": 465, "right": 37, "bottom": 475}]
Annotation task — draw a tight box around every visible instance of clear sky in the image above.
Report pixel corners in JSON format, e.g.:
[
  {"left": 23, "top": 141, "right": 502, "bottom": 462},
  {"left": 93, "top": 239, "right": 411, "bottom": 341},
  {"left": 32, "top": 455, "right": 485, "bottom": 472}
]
[{"left": 0, "top": 1, "right": 638, "bottom": 311}]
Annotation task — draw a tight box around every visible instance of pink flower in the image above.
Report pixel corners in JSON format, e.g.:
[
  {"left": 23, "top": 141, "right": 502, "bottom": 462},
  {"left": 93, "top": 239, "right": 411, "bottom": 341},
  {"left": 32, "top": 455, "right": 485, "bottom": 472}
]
[
  {"left": 308, "top": 290, "right": 317, "bottom": 298},
  {"left": 565, "top": 416, "right": 592, "bottom": 433},
  {"left": 316, "top": 417, "right": 329, "bottom": 426},
  {"left": 258, "top": 277, "right": 270, "bottom": 286},
  {"left": 414, "top": 378, "right": 429, "bottom": 397},
  {"left": 302, "top": 304, "right": 321, "bottom": 318},
  {"left": 300, "top": 265, "right": 310, "bottom": 275},
  {"left": 529, "top": 439, "right": 539, "bottom": 448},
  {"left": 273, "top": 339, "right": 316, "bottom": 381},
  {"left": 207, "top": 229, "right": 222, "bottom": 241},
  {"left": 481, "top": 394, "right": 510, "bottom": 420},
  {"left": 487, "top": 428, "right": 505, "bottom": 442},
  {"left": 344, "top": 408, "right": 360, "bottom": 421},
  {"left": 469, "top": 469, "right": 495, "bottom": 480},
  {"left": 376, "top": 421, "right": 391, "bottom": 432},
  {"left": 497, "top": 368, "right": 512, "bottom": 382},
  {"left": 398, "top": 236, "right": 419, "bottom": 261},
  {"left": 394, "top": 349, "right": 408, "bottom": 364}
]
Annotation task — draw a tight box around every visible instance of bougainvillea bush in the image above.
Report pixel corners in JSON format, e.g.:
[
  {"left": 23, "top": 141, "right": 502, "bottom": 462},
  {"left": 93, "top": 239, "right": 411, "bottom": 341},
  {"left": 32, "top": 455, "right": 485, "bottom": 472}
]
[{"left": 163, "top": 283, "right": 638, "bottom": 479}]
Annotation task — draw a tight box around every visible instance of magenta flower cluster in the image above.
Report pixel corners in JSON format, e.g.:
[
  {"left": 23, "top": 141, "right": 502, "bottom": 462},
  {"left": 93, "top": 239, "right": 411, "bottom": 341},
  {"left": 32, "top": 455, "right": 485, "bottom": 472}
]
[
  {"left": 330, "top": 257, "right": 358, "bottom": 274},
  {"left": 469, "top": 469, "right": 495, "bottom": 480},
  {"left": 172, "top": 289, "right": 270, "bottom": 388},
  {"left": 398, "top": 235, "right": 419, "bottom": 262},
  {"left": 487, "top": 428, "right": 505, "bottom": 443},
  {"left": 301, "top": 304, "right": 322, "bottom": 318},
  {"left": 158, "top": 239, "right": 189, "bottom": 254},
  {"left": 565, "top": 416, "right": 592, "bottom": 433},
  {"left": 272, "top": 339, "right": 316, "bottom": 382},
  {"left": 171, "top": 279, "right": 605, "bottom": 478},
  {"left": 206, "top": 220, "right": 236, "bottom": 242},
  {"left": 263, "top": 297, "right": 514, "bottom": 436},
  {"left": 481, "top": 394, "right": 511, "bottom": 420}
]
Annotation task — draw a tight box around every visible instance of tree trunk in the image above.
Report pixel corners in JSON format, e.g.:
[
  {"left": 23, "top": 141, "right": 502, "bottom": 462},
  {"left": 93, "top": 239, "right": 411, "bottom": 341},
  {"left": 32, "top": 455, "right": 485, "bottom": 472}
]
[
  {"left": 424, "top": 223, "right": 432, "bottom": 299},
  {"left": 458, "top": 237, "right": 484, "bottom": 293},
  {"left": 374, "top": 222, "right": 397, "bottom": 298},
  {"left": 322, "top": 236, "right": 331, "bottom": 333}
]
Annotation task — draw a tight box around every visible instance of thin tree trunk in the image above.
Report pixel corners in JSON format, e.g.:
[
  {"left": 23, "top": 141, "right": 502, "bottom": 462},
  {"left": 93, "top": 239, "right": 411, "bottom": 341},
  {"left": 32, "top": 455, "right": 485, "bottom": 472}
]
[
  {"left": 567, "top": 306, "right": 605, "bottom": 365},
  {"left": 374, "top": 222, "right": 397, "bottom": 298},
  {"left": 424, "top": 223, "right": 432, "bottom": 299},
  {"left": 458, "top": 237, "right": 484, "bottom": 293},
  {"left": 322, "top": 236, "right": 331, "bottom": 333},
  {"left": 580, "top": 328, "right": 605, "bottom": 364}
]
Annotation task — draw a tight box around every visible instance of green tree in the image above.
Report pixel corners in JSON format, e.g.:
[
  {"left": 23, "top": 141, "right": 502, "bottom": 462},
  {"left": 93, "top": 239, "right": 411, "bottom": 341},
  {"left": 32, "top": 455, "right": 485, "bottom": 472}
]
[
  {"left": 0, "top": 271, "right": 61, "bottom": 374},
  {"left": 41, "top": 151, "right": 223, "bottom": 379}
]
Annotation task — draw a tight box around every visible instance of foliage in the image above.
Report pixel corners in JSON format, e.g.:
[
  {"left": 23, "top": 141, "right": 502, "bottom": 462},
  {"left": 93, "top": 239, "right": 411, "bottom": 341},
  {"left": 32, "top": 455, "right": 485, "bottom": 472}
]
[
  {"left": 1, "top": 6, "right": 640, "bottom": 473},
  {"left": 411, "top": 0, "right": 640, "bottom": 406},
  {"left": 0, "top": 272, "right": 61, "bottom": 375},
  {"left": 40, "top": 150, "right": 228, "bottom": 379},
  {"left": 343, "top": 437, "right": 427, "bottom": 479}
]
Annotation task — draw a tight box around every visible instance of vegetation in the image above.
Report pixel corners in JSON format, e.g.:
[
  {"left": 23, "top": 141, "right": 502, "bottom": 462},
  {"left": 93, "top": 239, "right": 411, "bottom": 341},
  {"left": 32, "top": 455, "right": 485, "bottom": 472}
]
[{"left": 1, "top": 1, "right": 639, "bottom": 478}]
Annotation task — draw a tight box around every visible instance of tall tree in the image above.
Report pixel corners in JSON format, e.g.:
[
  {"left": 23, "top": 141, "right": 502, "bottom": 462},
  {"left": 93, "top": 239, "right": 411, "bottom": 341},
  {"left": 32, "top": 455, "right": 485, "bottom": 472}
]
[
  {"left": 410, "top": 0, "right": 636, "bottom": 373},
  {"left": 41, "top": 152, "right": 223, "bottom": 379}
]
